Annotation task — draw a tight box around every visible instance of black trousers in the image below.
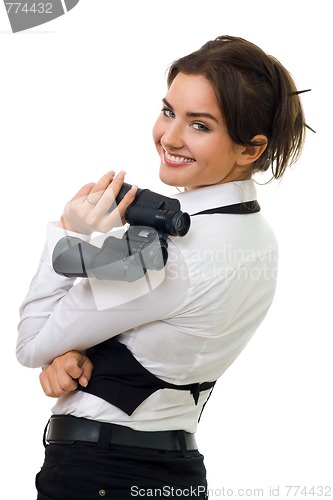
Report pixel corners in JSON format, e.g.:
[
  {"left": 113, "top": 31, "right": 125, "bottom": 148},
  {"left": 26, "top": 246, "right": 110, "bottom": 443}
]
[{"left": 36, "top": 437, "right": 208, "bottom": 499}]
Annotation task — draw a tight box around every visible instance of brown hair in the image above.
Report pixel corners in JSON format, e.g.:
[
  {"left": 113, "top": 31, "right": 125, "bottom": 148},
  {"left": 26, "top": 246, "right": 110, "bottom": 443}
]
[{"left": 167, "top": 35, "right": 306, "bottom": 179}]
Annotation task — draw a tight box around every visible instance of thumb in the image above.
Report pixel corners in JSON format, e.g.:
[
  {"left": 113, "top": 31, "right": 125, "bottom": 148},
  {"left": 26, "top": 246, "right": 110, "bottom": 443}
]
[{"left": 78, "top": 356, "right": 94, "bottom": 388}]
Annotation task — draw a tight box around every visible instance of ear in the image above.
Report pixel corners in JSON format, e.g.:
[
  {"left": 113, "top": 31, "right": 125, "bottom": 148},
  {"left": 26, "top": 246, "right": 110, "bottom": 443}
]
[{"left": 236, "top": 134, "right": 268, "bottom": 166}]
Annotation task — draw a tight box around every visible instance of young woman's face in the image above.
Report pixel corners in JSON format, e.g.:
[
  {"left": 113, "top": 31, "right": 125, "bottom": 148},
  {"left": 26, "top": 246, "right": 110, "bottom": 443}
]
[{"left": 152, "top": 72, "right": 247, "bottom": 190}]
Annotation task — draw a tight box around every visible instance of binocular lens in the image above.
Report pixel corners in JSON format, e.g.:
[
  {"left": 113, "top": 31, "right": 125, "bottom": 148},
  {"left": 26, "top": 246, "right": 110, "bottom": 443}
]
[
  {"left": 114, "top": 182, "right": 191, "bottom": 237},
  {"left": 169, "top": 212, "right": 191, "bottom": 237}
]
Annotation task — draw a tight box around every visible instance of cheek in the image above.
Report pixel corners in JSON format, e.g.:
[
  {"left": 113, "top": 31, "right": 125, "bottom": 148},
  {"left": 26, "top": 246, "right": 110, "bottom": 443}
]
[{"left": 208, "top": 140, "right": 232, "bottom": 162}]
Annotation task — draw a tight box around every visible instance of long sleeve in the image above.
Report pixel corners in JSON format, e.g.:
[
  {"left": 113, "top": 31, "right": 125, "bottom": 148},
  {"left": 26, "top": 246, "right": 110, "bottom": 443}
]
[{"left": 17, "top": 223, "right": 189, "bottom": 368}]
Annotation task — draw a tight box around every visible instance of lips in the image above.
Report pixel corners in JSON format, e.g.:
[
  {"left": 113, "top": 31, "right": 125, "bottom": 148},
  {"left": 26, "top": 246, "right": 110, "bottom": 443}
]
[
  {"left": 162, "top": 147, "right": 195, "bottom": 167},
  {"left": 162, "top": 148, "right": 195, "bottom": 167}
]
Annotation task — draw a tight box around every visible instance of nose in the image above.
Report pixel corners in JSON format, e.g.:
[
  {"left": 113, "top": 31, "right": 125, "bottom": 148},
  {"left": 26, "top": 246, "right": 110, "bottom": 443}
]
[{"left": 161, "top": 120, "right": 185, "bottom": 151}]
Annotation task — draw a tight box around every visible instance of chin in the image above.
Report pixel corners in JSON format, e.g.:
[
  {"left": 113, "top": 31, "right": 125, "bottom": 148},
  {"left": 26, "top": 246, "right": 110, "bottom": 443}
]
[
  {"left": 160, "top": 177, "right": 182, "bottom": 188},
  {"left": 159, "top": 167, "right": 183, "bottom": 187}
]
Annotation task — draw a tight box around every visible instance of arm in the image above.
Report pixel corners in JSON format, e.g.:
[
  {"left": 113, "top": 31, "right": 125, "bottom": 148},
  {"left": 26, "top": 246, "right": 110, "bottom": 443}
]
[
  {"left": 17, "top": 241, "right": 188, "bottom": 368},
  {"left": 17, "top": 172, "right": 189, "bottom": 368}
]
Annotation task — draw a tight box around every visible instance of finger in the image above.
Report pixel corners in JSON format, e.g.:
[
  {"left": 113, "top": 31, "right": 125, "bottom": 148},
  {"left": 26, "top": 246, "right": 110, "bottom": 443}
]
[
  {"left": 78, "top": 356, "right": 94, "bottom": 388},
  {"left": 90, "top": 171, "right": 116, "bottom": 194},
  {"left": 96, "top": 184, "right": 137, "bottom": 232},
  {"left": 110, "top": 184, "right": 138, "bottom": 222},
  {"left": 63, "top": 352, "right": 87, "bottom": 379},
  {"left": 39, "top": 370, "right": 58, "bottom": 398},
  {"left": 42, "top": 353, "right": 82, "bottom": 397},
  {"left": 107, "top": 170, "right": 126, "bottom": 193},
  {"left": 39, "top": 367, "right": 77, "bottom": 398},
  {"left": 71, "top": 183, "right": 96, "bottom": 202},
  {"left": 55, "top": 370, "right": 79, "bottom": 395},
  {"left": 59, "top": 183, "right": 97, "bottom": 228},
  {"left": 96, "top": 171, "right": 135, "bottom": 215},
  {"left": 84, "top": 171, "right": 130, "bottom": 229},
  {"left": 85, "top": 171, "right": 116, "bottom": 205}
]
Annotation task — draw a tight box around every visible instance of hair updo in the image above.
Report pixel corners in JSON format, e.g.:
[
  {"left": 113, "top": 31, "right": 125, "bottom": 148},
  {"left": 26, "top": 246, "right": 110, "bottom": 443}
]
[{"left": 167, "top": 35, "right": 306, "bottom": 179}]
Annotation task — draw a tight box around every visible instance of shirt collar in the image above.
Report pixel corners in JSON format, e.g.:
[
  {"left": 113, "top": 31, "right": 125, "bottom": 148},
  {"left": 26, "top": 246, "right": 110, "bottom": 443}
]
[{"left": 171, "top": 180, "right": 258, "bottom": 215}]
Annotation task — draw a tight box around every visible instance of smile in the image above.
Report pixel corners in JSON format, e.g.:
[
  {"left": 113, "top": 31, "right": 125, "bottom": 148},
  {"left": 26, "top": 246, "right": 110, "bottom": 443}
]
[{"left": 163, "top": 148, "right": 195, "bottom": 166}]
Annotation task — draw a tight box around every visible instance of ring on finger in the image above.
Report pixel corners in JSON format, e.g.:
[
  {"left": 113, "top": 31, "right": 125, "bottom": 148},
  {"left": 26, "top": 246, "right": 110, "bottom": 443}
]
[{"left": 86, "top": 198, "right": 96, "bottom": 205}]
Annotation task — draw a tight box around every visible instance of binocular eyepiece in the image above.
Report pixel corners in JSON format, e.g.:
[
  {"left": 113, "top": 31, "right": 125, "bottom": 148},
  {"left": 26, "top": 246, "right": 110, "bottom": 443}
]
[{"left": 112, "top": 183, "right": 190, "bottom": 237}]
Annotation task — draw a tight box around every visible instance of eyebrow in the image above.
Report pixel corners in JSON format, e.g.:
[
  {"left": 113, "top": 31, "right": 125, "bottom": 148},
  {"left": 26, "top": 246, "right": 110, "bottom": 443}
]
[{"left": 162, "top": 98, "right": 220, "bottom": 124}]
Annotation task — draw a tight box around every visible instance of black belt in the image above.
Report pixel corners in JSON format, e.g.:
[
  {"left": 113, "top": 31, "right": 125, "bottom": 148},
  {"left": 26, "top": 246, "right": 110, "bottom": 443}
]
[{"left": 46, "top": 415, "right": 198, "bottom": 451}]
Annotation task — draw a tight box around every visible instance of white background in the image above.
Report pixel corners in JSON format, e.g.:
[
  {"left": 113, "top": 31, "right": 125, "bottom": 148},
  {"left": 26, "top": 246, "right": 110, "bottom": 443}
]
[{"left": 1, "top": 1, "right": 331, "bottom": 498}]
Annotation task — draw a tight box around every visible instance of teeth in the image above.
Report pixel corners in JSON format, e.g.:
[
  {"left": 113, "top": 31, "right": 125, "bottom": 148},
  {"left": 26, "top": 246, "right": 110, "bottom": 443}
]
[{"left": 165, "top": 150, "right": 194, "bottom": 163}]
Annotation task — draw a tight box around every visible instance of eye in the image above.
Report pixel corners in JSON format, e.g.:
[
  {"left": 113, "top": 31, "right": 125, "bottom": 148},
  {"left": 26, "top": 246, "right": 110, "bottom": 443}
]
[
  {"left": 161, "top": 107, "right": 175, "bottom": 119},
  {"left": 192, "top": 122, "right": 210, "bottom": 132}
]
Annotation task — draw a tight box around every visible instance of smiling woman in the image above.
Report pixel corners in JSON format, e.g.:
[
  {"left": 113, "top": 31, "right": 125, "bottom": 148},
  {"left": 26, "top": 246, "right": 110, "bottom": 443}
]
[
  {"left": 153, "top": 73, "right": 267, "bottom": 188},
  {"left": 164, "top": 36, "right": 305, "bottom": 181},
  {"left": 17, "top": 35, "right": 308, "bottom": 499}
]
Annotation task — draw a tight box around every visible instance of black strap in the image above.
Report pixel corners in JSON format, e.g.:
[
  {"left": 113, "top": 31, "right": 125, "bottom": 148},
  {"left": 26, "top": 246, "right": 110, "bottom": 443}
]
[
  {"left": 79, "top": 338, "right": 216, "bottom": 415},
  {"left": 192, "top": 200, "right": 260, "bottom": 216}
]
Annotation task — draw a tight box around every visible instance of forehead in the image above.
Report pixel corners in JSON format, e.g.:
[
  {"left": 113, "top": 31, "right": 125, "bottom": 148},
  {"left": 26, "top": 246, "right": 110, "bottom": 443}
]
[{"left": 166, "top": 72, "right": 220, "bottom": 113}]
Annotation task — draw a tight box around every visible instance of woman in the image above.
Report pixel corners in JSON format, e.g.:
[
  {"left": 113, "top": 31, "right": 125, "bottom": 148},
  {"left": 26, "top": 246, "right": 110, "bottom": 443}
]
[{"left": 17, "top": 35, "right": 307, "bottom": 499}]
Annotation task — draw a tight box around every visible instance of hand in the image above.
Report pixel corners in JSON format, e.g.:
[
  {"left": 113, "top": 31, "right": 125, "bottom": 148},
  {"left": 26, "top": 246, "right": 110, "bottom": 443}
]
[
  {"left": 59, "top": 170, "right": 137, "bottom": 234},
  {"left": 39, "top": 351, "right": 94, "bottom": 398}
]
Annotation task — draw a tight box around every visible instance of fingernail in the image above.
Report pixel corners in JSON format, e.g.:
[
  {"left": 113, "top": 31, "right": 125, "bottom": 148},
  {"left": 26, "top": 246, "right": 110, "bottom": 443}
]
[
  {"left": 117, "top": 170, "right": 126, "bottom": 180},
  {"left": 80, "top": 377, "right": 88, "bottom": 388},
  {"left": 130, "top": 185, "right": 138, "bottom": 195}
]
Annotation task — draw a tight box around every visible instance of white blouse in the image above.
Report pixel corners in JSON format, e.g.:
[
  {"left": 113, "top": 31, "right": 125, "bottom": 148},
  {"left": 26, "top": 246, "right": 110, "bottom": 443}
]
[{"left": 17, "top": 180, "right": 278, "bottom": 433}]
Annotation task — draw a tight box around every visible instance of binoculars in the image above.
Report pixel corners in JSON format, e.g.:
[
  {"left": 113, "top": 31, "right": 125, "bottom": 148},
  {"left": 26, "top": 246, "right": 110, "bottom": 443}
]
[{"left": 52, "top": 183, "right": 191, "bottom": 282}]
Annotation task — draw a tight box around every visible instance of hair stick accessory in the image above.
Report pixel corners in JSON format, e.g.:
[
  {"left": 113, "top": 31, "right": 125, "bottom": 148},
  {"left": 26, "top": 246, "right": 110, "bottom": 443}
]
[
  {"left": 291, "top": 89, "right": 312, "bottom": 95},
  {"left": 305, "top": 123, "right": 316, "bottom": 133},
  {"left": 291, "top": 89, "right": 316, "bottom": 133}
]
